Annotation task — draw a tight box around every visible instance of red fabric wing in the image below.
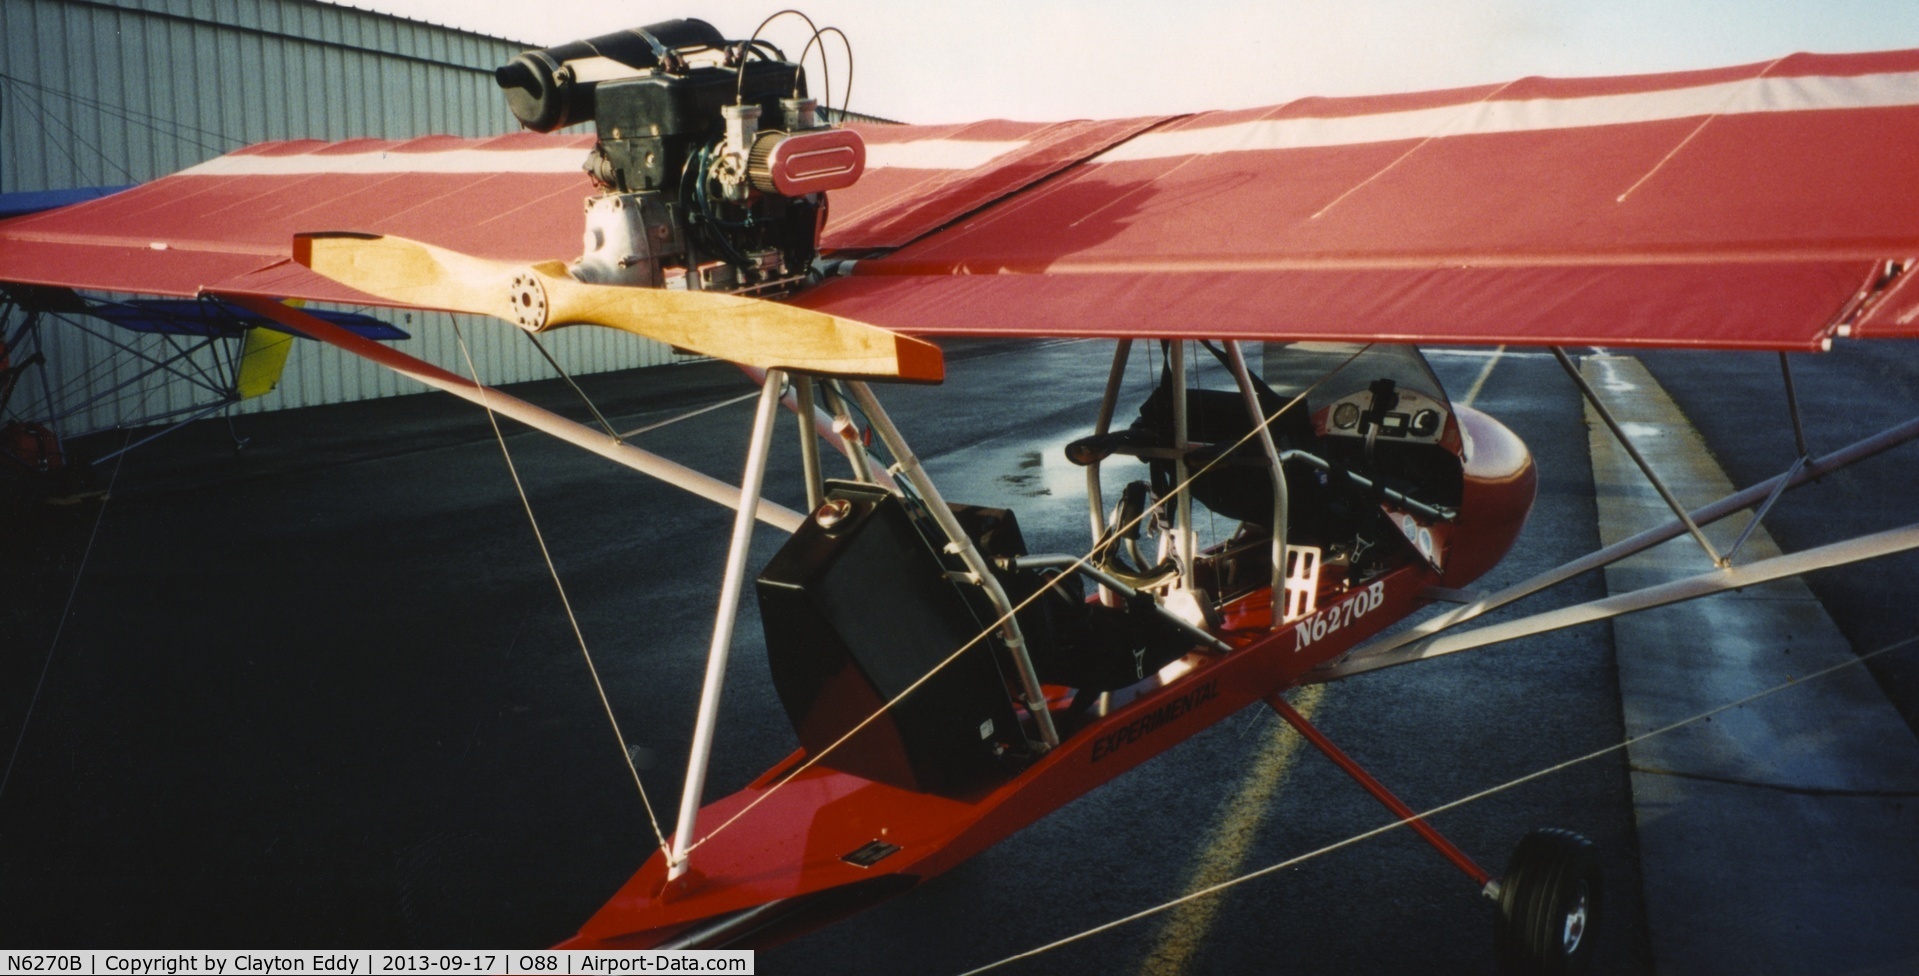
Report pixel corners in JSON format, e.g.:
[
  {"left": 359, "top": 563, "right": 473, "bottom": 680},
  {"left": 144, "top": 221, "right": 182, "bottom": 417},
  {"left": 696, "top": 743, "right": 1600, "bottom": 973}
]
[
  {"left": 804, "top": 49, "right": 1919, "bottom": 348},
  {"left": 4, "top": 51, "right": 1919, "bottom": 348}
]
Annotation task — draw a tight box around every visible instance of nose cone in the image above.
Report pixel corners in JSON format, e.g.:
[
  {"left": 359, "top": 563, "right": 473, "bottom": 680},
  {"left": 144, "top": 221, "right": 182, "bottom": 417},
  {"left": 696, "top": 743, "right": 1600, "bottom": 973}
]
[{"left": 1445, "top": 405, "right": 1537, "bottom": 586}]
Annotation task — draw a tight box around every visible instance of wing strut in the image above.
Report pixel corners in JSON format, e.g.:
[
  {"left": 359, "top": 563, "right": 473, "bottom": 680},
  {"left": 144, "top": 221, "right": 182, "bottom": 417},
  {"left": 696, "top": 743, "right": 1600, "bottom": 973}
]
[
  {"left": 669, "top": 370, "right": 786, "bottom": 882},
  {"left": 1553, "top": 346, "right": 1725, "bottom": 566},
  {"left": 1224, "top": 340, "right": 1288, "bottom": 627},
  {"left": 1085, "top": 340, "right": 1132, "bottom": 552},
  {"left": 212, "top": 293, "right": 805, "bottom": 533},
  {"left": 1316, "top": 521, "right": 1919, "bottom": 678}
]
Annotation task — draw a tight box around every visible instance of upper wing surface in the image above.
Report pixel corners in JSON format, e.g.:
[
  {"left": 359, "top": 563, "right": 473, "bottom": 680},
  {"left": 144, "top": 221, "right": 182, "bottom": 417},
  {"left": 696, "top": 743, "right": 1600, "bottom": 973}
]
[
  {"left": 802, "top": 50, "right": 1919, "bottom": 349},
  {"left": 0, "top": 121, "right": 1137, "bottom": 306},
  {"left": 4, "top": 50, "right": 1919, "bottom": 348}
]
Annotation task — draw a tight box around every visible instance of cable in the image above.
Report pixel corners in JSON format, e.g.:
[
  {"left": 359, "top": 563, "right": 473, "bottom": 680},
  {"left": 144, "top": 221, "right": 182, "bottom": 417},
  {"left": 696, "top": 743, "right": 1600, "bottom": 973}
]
[
  {"left": 519, "top": 330, "right": 619, "bottom": 439},
  {"left": 798, "top": 26, "right": 854, "bottom": 116},
  {"left": 3, "top": 81, "right": 93, "bottom": 183},
  {"left": 956, "top": 630, "right": 1919, "bottom": 975},
  {"left": 0, "top": 428, "right": 132, "bottom": 814},
  {"left": 736, "top": 10, "right": 821, "bottom": 106},
  {"left": 9, "top": 78, "right": 139, "bottom": 186},
  {"left": 792, "top": 28, "right": 827, "bottom": 111},
  {"left": 0, "top": 71, "right": 236, "bottom": 156},
  {"left": 616, "top": 389, "right": 761, "bottom": 440},
  {"left": 450, "top": 320, "right": 672, "bottom": 859}
]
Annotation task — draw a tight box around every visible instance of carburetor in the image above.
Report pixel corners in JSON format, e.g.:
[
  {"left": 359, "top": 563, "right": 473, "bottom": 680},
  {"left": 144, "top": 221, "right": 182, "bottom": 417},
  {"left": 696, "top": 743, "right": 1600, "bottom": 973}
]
[{"left": 494, "top": 18, "right": 865, "bottom": 294}]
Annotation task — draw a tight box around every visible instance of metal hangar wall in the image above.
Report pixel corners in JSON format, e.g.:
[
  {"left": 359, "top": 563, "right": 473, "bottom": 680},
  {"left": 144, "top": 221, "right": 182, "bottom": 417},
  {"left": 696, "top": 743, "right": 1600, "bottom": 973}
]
[{"left": 0, "top": 0, "right": 684, "bottom": 445}]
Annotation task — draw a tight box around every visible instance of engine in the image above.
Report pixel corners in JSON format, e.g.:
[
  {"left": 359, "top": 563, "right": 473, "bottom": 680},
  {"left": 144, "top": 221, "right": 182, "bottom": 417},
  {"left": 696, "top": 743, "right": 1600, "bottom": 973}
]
[{"left": 494, "top": 18, "right": 864, "bottom": 295}]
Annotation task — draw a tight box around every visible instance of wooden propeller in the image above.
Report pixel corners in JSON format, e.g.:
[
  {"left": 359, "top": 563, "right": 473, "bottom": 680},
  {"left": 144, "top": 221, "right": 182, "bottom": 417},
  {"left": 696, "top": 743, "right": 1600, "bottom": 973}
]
[{"left": 292, "top": 233, "right": 942, "bottom": 382}]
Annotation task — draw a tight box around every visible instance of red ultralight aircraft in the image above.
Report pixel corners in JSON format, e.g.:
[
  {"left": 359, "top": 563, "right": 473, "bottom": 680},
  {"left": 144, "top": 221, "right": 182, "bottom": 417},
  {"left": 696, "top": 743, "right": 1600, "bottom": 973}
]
[{"left": 5, "top": 17, "right": 1919, "bottom": 973}]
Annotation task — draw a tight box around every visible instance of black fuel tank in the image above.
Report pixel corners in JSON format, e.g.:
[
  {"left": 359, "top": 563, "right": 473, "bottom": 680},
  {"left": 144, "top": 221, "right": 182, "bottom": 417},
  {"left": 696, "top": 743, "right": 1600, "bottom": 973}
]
[{"left": 756, "top": 483, "right": 1022, "bottom": 796}]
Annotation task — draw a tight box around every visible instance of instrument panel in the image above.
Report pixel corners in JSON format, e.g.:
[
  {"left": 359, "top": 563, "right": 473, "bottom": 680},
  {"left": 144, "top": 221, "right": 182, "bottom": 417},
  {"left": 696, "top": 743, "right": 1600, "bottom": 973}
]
[{"left": 1321, "top": 386, "right": 1450, "bottom": 445}]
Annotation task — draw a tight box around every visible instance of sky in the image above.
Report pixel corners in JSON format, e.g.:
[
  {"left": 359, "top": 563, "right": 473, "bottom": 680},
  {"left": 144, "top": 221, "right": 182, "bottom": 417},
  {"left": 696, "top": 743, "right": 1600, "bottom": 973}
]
[{"left": 337, "top": 0, "right": 1919, "bottom": 124}]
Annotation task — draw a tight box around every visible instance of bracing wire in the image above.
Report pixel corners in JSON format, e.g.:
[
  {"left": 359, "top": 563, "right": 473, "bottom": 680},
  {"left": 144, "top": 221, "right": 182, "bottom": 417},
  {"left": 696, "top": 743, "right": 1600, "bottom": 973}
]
[
  {"left": 518, "top": 330, "right": 766, "bottom": 442},
  {"left": 8, "top": 78, "right": 140, "bottom": 186},
  {"left": 680, "top": 344, "right": 1374, "bottom": 859},
  {"left": 0, "top": 71, "right": 238, "bottom": 155},
  {"left": 36, "top": 309, "right": 235, "bottom": 424},
  {"left": 26, "top": 316, "right": 174, "bottom": 423},
  {"left": 0, "top": 429, "right": 132, "bottom": 813},
  {"left": 450, "top": 320, "right": 672, "bottom": 858},
  {"left": 2, "top": 81, "right": 94, "bottom": 184},
  {"left": 519, "top": 331, "right": 619, "bottom": 440},
  {"left": 617, "top": 389, "right": 761, "bottom": 440},
  {"left": 956, "top": 631, "right": 1919, "bottom": 974}
]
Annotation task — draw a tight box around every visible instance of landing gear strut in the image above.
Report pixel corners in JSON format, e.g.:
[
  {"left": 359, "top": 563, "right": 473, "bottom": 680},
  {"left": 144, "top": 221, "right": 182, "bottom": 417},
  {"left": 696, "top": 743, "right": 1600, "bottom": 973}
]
[{"left": 1264, "top": 693, "right": 1600, "bottom": 974}]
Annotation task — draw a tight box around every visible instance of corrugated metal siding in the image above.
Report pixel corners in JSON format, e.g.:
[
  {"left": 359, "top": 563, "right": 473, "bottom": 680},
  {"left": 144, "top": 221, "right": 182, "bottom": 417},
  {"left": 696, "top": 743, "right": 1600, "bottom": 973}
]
[{"left": 1, "top": 0, "right": 682, "bottom": 438}]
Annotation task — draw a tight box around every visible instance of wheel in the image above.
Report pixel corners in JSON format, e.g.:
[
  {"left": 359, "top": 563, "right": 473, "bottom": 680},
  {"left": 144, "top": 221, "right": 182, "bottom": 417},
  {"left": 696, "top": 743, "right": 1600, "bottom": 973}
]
[{"left": 1494, "top": 828, "right": 1601, "bottom": 975}]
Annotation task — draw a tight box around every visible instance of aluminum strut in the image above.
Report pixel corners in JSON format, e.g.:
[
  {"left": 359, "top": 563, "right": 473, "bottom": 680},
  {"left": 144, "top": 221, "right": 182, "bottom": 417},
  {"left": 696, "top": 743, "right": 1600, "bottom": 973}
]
[
  {"left": 669, "top": 369, "right": 786, "bottom": 881},
  {"left": 1266, "top": 693, "right": 1493, "bottom": 890},
  {"left": 1554, "top": 347, "right": 1725, "bottom": 566},
  {"left": 1318, "top": 520, "right": 1919, "bottom": 678},
  {"left": 1724, "top": 453, "right": 1806, "bottom": 564},
  {"left": 794, "top": 376, "right": 825, "bottom": 513},
  {"left": 847, "top": 381, "right": 1060, "bottom": 750},
  {"left": 84, "top": 400, "right": 233, "bottom": 465},
  {"left": 1780, "top": 352, "right": 1811, "bottom": 459},
  {"left": 1224, "top": 341, "right": 1288, "bottom": 628},
  {"left": 218, "top": 294, "right": 805, "bottom": 533},
  {"left": 1170, "top": 342, "right": 1197, "bottom": 590},
  {"left": 738, "top": 365, "right": 896, "bottom": 490},
  {"left": 1087, "top": 339, "right": 1134, "bottom": 545},
  {"left": 1088, "top": 340, "right": 1134, "bottom": 607}
]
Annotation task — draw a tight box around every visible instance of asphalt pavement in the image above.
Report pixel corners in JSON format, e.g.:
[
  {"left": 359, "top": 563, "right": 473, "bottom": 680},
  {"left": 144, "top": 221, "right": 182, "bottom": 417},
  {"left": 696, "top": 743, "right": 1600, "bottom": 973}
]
[{"left": 4, "top": 336, "right": 1914, "bottom": 972}]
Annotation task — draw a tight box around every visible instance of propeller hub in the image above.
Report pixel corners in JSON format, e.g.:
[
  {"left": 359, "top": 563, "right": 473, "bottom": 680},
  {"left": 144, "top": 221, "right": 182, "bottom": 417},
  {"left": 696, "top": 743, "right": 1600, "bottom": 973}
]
[{"left": 509, "top": 272, "right": 549, "bottom": 331}]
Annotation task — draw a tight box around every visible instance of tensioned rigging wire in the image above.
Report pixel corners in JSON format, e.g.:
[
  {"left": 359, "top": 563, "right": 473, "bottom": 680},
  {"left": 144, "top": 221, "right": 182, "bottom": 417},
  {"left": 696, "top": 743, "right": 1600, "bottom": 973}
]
[
  {"left": 514, "top": 326, "right": 768, "bottom": 441},
  {"left": 0, "top": 428, "right": 132, "bottom": 812},
  {"left": 20, "top": 316, "right": 167, "bottom": 422},
  {"left": 2, "top": 81, "right": 94, "bottom": 184},
  {"left": 957, "top": 631, "right": 1919, "bottom": 975},
  {"left": 619, "top": 389, "right": 762, "bottom": 439},
  {"left": 450, "top": 320, "right": 672, "bottom": 858},
  {"left": 519, "top": 331, "right": 620, "bottom": 439},
  {"left": 7, "top": 79, "right": 140, "bottom": 186},
  {"left": 679, "top": 344, "right": 1373, "bottom": 859},
  {"left": 0, "top": 72, "right": 238, "bottom": 156},
  {"left": 35, "top": 311, "right": 233, "bottom": 425}
]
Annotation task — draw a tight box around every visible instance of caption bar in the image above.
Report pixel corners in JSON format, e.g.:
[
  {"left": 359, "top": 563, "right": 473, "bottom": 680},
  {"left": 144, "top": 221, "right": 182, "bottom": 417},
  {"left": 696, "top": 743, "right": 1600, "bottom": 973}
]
[{"left": 2, "top": 952, "right": 754, "bottom": 975}]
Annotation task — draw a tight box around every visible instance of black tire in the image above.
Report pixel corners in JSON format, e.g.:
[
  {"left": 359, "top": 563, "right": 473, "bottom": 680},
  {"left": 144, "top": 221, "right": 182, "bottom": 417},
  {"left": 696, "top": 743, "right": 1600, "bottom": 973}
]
[{"left": 1494, "top": 828, "right": 1601, "bottom": 975}]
